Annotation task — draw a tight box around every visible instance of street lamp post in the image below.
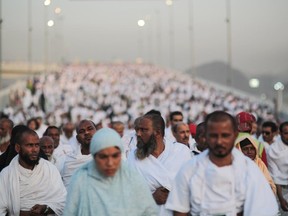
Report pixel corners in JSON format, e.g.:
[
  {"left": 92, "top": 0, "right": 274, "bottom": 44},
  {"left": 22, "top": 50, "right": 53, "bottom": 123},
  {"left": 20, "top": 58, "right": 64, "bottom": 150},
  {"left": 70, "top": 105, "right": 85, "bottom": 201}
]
[
  {"left": 54, "top": 7, "right": 63, "bottom": 64},
  {"left": 274, "top": 82, "right": 285, "bottom": 114},
  {"left": 28, "top": 0, "right": 32, "bottom": 75},
  {"left": 166, "top": 0, "right": 175, "bottom": 69},
  {"left": 188, "top": 0, "right": 196, "bottom": 77},
  {"left": 137, "top": 19, "right": 145, "bottom": 63},
  {"left": 44, "top": 0, "right": 51, "bottom": 75},
  {"left": 226, "top": 0, "right": 232, "bottom": 88}
]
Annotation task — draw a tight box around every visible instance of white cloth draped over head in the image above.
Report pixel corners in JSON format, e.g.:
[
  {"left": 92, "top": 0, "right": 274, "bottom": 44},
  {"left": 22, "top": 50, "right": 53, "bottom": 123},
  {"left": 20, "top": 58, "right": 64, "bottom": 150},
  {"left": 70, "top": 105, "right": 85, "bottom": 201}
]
[
  {"left": 90, "top": 127, "right": 124, "bottom": 156},
  {"left": 235, "top": 133, "right": 277, "bottom": 195},
  {"left": 63, "top": 127, "right": 158, "bottom": 216},
  {"left": 166, "top": 148, "right": 278, "bottom": 216},
  {"left": 64, "top": 161, "right": 158, "bottom": 216},
  {"left": 127, "top": 140, "right": 191, "bottom": 216},
  {"left": 0, "top": 155, "right": 67, "bottom": 216},
  {"left": 267, "top": 136, "right": 288, "bottom": 185}
]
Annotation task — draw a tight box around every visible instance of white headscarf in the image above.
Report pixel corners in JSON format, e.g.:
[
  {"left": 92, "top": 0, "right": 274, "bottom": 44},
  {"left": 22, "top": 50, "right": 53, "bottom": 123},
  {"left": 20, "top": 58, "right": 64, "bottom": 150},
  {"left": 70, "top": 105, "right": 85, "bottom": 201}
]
[{"left": 90, "top": 128, "right": 124, "bottom": 155}]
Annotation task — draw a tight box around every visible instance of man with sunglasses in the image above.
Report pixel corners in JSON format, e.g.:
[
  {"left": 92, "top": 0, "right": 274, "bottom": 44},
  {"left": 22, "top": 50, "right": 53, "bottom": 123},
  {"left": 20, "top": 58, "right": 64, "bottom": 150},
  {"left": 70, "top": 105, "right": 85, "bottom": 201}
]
[{"left": 259, "top": 121, "right": 278, "bottom": 151}]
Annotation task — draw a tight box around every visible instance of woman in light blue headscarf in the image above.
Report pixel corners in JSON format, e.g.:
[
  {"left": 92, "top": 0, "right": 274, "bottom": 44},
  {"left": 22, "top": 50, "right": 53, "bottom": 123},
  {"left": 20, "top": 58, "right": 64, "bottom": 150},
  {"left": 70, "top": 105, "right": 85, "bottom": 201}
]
[{"left": 64, "top": 128, "right": 158, "bottom": 216}]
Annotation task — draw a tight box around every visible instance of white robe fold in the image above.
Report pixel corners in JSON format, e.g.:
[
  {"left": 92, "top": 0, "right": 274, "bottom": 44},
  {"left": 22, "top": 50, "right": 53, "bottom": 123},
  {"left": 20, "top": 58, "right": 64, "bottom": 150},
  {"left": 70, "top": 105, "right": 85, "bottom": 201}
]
[
  {"left": 0, "top": 156, "right": 67, "bottom": 216},
  {"left": 61, "top": 153, "right": 92, "bottom": 188},
  {"left": 128, "top": 140, "right": 191, "bottom": 216},
  {"left": 267, "top": 136, "right": 288, "bottom": 185}
]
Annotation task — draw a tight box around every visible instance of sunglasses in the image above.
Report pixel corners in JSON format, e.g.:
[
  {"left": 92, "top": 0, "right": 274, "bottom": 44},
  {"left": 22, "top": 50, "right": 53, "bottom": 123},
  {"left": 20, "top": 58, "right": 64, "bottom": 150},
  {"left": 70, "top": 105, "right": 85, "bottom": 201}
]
[{"left": 262, "top": 131, "right": 271, "bottom": 135}]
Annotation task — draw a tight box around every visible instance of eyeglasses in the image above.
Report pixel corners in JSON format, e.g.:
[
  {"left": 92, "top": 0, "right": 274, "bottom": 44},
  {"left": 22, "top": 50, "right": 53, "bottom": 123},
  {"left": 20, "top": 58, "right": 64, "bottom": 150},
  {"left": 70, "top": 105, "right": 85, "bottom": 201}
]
[{"left": 262, "top": 131, "right": 271, "bottom": 135}]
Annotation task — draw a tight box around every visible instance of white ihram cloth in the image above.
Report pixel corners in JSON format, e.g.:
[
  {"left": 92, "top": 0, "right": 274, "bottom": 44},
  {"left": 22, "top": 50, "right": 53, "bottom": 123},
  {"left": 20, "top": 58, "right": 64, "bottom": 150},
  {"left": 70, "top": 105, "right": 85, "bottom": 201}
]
[
  {"left": 61, "top": 152, "right": 92, "bottom": 189},
  {"left": 127, "top": 140, "right": 191, "bottom": 216},
  {"left": 166, "top": 148, "right": 278, "bottom": 216},
  {"left": 267, "top": 136, "right": 288, "bottom": 185},
  {"left": 0, "top": 156, "right": 66, "bottom": 216},
  {"left": 53, "top": 143, "right": 73, "bottom": 158},
  {"left": 68, "top": 136, "right": 81, "bottom": 155},
  {"left": 49, "top": 153, "right": 66, "bottom": 173}
]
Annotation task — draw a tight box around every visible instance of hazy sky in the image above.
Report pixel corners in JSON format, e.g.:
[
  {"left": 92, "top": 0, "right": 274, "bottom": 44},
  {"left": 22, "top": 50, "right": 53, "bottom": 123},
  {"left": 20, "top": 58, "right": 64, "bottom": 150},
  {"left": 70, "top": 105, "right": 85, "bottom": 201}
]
[{"left": 2, "top": 0, "right": 288, "bottom": 76}]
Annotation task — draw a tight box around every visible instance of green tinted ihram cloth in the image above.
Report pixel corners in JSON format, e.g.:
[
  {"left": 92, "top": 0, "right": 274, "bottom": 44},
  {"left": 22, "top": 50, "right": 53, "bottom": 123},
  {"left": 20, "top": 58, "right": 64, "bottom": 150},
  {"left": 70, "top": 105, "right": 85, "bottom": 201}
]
[{"left": 63, "top": 160, "right": 158, "bottom": 216}]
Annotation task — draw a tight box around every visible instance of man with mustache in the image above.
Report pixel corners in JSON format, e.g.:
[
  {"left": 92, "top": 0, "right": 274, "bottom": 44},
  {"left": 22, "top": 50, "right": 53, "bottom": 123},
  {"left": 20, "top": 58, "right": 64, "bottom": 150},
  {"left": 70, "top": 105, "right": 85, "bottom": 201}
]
[
  {"left": 0, "top": 127, "right": 66, "bottom": 215},
  {"left": 172, "top": 122, "right": 190, "bottom": 148},
  {"left": 166, "top": 111, "right": 278, "bottom": 216},
  {"left": 0, "top": 118, "right": 13, "bottom": 155},
  {"left": 61, "top": 119, "right": 97, "bottom": 188},
  {"left": 128, "top": 113, "right": 191, "bottom": 216}
]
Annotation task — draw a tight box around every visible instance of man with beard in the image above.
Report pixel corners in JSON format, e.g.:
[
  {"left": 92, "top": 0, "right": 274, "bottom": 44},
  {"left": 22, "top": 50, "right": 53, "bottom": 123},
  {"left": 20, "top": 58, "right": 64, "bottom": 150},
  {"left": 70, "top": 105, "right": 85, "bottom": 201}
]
[
  {"left": 0, "top": 127, "right": 66, "bottom": 215},
  {"left": 128, "top": 114, "right": 191, "bottom": 216},
  {"left": 166, "top": 111, "right": 278, "bottom": 216},
  {"left": 40, "top": 136, "right": 65, "bottom": 172},
  {"left": 61, "top": 119, "right": 97, "bottom": 188},
  {"left": 0, "top": 118, "right": 13, "bottom": 155}
]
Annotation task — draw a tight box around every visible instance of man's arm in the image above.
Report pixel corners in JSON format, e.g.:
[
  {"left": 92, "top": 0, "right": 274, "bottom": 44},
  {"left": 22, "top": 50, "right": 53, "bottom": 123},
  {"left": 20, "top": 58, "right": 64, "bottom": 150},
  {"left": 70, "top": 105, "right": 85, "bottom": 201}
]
[
  {"left": 152, "top": 187, "right": 169, "bottom": 205},
  {"left": 173, "top": 211, "right": 188, "bottom": 216},
  {"left": 276, "top": 184, "right": 288, "bottom": 211},
  {"left": 20, "top": 204, "right": 55, "bottom": 216}
]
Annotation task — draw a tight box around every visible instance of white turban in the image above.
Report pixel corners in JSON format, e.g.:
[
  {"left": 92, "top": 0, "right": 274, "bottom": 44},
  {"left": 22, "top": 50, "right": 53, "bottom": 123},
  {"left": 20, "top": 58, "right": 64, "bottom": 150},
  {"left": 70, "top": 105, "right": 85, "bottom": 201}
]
[{"left": 90, "top": 128, "right": 123, "bottom": 156}]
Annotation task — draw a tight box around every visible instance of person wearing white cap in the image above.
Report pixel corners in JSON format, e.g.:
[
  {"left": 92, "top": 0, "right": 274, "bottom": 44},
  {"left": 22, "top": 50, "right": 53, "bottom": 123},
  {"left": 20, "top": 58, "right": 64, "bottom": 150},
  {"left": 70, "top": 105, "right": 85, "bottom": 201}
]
[{"left": 63, "top": 128, "right": 158, "bottom": 216}]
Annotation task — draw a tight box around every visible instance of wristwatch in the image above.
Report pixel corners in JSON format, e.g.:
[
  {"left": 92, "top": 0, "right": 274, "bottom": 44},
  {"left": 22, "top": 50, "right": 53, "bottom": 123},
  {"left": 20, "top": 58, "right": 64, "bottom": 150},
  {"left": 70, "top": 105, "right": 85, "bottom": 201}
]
[{"left": 43, "top": 205, "right": 50, "bottom": 215}]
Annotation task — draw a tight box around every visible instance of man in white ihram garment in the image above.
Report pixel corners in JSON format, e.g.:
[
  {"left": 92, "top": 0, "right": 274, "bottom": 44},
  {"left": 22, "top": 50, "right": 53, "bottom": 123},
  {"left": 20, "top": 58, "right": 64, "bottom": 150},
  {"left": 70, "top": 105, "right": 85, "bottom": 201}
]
[
  {"left": 0, "top": 127, "right": 66, "bottom": 216},
  {"left": 267, "top": 121, "right": 288, "bottom": 213},
  {"left": 61, "top": 119, "right": 96, "bottom": 188},
  {"left": 44, "top": 126, "right": 73, "bottom": 159},
  {"left": 64, "top": 128, "right": 158, "bottom": 216},
  {"left": 39, "top": 136, "right": 65, "bottom": 172},
  {"left": 128, "top": 113, "right": 191, "bottom": 216},
  {"left": 165, "top": 111, "right": 278, "bottom": 216}
]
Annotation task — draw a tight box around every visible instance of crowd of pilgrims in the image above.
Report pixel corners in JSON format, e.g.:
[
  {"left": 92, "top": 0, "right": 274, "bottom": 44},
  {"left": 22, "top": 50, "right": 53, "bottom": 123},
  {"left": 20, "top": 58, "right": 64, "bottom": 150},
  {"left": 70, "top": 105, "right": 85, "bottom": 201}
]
[
  {"left": 0, "top": 63, "right": 286, "bottom": 215},
  {"left": 3, "top": 63, "right": 275, "bottom": 128}
]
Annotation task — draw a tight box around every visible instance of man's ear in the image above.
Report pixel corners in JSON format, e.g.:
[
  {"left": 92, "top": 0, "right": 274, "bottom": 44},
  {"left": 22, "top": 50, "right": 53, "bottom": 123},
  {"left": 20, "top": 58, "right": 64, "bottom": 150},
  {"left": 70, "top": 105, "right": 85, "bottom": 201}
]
[
  {"left": 76, "top": 134, "right": 80, "bottom": 143},
  {"left": 15, "top": 143, "right": 20, "bottom": 153}
]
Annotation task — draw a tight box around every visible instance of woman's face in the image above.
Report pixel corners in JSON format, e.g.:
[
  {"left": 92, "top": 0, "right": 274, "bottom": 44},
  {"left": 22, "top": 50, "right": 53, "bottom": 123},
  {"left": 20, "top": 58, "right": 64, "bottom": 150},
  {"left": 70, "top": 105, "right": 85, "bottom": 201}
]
[{"left": 94, "top": 147, "right": 121, "bottom": 177}]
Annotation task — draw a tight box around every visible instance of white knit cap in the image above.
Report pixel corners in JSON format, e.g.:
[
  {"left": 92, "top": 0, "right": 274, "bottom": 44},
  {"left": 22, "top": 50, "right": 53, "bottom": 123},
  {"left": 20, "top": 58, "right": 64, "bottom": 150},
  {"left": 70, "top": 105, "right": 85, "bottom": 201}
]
[{"left": 90, "top": 128, "right": 123, "bottom": 156}]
